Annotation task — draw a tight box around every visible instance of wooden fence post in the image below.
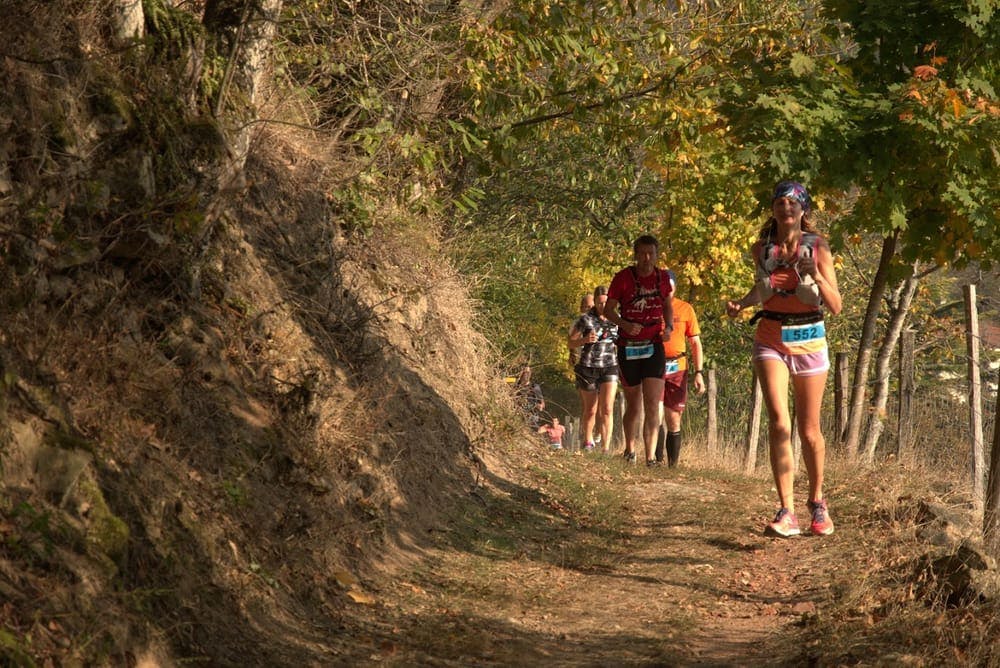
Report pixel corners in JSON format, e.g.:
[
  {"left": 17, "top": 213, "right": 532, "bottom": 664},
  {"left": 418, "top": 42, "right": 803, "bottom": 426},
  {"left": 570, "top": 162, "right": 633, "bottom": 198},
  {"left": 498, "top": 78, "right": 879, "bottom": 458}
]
[
  {"left": 897, "top": 329, "right": 915, "bottom": 458},
  {"left": 834, "top": 351, "right": 849, "bottom": 445},
  {"left": 706, "top": 369, "right": 718, "bottom": 453},
  {"left": 744, "top": 368, "right": 763, "bottom": 474},
  {"left": 965, "top": 285, "right": 985, "bottom": 509},
  {"left": 565, "top": 414, "right": 578, "bottom": 451}
]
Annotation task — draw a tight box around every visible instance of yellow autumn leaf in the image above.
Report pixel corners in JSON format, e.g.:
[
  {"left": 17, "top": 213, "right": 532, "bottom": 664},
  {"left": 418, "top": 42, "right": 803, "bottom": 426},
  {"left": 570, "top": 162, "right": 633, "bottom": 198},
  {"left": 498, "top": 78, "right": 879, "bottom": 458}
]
[
  {"left": 333, "top": 568, "right": 359, "bottom": 588},
  {"left": 347, "top": 590, "right": 376, "bottom": 605},
  {"left": 951, "top": 96, "right": 964, "bottom": 119}
]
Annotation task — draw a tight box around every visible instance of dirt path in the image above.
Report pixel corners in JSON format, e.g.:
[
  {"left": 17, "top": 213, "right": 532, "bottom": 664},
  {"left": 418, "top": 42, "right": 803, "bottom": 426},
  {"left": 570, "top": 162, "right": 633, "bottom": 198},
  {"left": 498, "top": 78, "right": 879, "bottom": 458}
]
[{"left": 340, "top": 457, "right": 848, "bottom": 666}]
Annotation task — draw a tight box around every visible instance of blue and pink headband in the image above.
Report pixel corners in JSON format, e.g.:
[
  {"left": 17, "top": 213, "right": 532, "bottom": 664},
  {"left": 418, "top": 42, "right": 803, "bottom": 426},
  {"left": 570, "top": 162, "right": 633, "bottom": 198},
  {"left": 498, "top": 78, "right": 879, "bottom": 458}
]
[{"left": 772, "top": 181, "right": 811, "bottom": 211}]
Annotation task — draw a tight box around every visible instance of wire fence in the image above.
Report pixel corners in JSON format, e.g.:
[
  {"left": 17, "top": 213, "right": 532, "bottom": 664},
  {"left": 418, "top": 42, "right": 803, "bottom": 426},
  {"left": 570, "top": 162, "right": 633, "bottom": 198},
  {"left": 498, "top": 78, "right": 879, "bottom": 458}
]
[{"left": 679, "top": 356, "right": 999, "bottom": 472}]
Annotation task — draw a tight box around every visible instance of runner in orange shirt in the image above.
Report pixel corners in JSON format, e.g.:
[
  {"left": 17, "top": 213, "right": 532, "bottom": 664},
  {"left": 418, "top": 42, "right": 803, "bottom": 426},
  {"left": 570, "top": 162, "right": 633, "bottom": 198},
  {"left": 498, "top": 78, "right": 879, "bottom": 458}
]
[{"left": 656, "top": 271, "right": 706, "bottom": 467}]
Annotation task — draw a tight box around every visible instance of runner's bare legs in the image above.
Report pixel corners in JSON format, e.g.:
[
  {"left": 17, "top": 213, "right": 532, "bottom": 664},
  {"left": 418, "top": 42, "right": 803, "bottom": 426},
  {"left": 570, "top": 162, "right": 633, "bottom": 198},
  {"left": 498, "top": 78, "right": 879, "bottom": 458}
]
[
  {"left": 579, "top": 388, "right": 599, "bottom": 448},
  {"left": 621, "top": 383, "right": 642, "bottom": 457},
  {"left": 596, "top": 381, "right": 617, "bottom": 453},
  {"left": 755, "top": 359, "right": 795, "bottom": 512},
  {"left": 641, "top": 377, "right": 665, "bottom": 462},
  {"left": 792, "top": 370, "right": 828, "bottom": 503}
]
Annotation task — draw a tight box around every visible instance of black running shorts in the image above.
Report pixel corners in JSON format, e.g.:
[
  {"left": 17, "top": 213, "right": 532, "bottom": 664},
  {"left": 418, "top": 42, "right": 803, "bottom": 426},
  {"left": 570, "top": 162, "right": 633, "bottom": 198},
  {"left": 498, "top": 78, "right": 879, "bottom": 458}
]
[
  {"left": 574, "top": 364, "right": 619, "bottom": 392},
  {"left": 616, "top": 343, "right": 666, "bottom": 388}
]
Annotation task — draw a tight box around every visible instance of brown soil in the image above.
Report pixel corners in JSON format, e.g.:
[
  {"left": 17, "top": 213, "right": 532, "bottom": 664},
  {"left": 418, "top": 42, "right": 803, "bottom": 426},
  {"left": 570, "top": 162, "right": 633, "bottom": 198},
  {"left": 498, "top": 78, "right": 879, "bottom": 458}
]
[{"left": 324, "top": 448, "right": 901, "bottom": 667}]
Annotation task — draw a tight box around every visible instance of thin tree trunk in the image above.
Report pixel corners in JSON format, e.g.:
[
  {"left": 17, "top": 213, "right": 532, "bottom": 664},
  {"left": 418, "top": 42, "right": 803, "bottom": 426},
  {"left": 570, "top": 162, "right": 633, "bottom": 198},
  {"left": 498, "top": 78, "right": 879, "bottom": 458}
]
[
  {"left": 190, "top": 0, "right": 283, "bottom": 298},
  {"left": 861, "top": 264, "right": 921, "bottom": 462},
  {"left": 842, "top": 232, "right": 898, "bottom": 460},
  {"left": 706, "top": 369, "right": 718, "bottom": 453},
  {"left": 112, "top": 0, "right": 144, "bottom": 44},
  {"left": 965, "top": 285, "right": 986, "bottom": 509},
  {"left": 834, "top": 352, "right": 849, "bottom": 442},
  {"left": 897, "top": 329, "right": 915, "bottom": 458}
]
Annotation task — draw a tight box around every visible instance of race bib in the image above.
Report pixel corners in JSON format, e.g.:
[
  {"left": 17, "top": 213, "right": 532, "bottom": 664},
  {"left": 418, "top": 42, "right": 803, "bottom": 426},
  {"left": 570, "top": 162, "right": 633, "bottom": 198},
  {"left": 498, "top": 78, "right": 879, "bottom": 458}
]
[
  {"left": 781, "top": 321, "right": 826, "bottom": 344},
  {"left": 664, "top": 359, "right": 680, "bottom": 374},
  {"left": 625, "top": 343, "right": 654, "bottom": 360}
]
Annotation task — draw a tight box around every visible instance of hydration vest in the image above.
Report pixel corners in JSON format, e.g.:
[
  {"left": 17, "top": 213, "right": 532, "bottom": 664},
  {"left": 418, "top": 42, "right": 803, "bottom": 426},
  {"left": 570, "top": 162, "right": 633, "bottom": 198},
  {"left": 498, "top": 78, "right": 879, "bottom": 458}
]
[
  {"left": 755, "top": 232, "right": 822, "bottom": 306},
  {"left": 625, "top": 266, "right": 671, "bottom": 335},
  {"left": 626, "top": 266, "right": 670, "bottom": 307}
]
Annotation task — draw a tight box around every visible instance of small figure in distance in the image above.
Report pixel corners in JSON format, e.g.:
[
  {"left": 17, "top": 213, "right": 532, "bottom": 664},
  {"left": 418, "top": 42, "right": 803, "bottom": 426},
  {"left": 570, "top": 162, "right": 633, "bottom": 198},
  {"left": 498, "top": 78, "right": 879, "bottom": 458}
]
[
  {"left": 604, "top": 235, "right": 674, "bottom": 467},
  {"left": 655, "top": 271, "right": 706, "bottom": 467},
  {"left": 538, "top": 416, "right": 566, "bottom": 450},
  {"left": 514, "top": 364, "right": 546, "bottom": 429},
  {"left": 567, "top": 286, "right": 620, "bottom": 454},
  {"left": 726, "top": 180, "right": 842, "bottom": 538}
]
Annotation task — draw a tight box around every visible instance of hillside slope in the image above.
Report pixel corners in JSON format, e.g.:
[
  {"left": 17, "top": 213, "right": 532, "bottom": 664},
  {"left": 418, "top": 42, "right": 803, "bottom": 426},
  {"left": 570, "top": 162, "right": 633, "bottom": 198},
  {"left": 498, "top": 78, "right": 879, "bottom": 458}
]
[
  {"left": 1, "top": 124, "right": 525, "bottom": 665},
  {"left": 0, "top": 21, "right": 521, "bottom": 660}
]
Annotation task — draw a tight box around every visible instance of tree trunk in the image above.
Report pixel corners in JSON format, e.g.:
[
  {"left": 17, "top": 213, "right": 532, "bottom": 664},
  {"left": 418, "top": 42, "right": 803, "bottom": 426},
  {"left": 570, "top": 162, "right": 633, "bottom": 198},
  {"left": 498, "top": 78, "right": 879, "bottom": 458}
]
[
  {"left": 861, "top": 264, "right": 921, "bottom": 462},
  {"left": 112, "top": 0, "right": 144, "bottom": 44},
  {"left": 706, "top": 369, "right": 718, "bottom": 453},
  {"left": 842, "top": 232, "right": 898, "bottom": 460},
  {"left": 189, "top": 0, "right": 283, "bottom": 299},
  {"left": 965, "top": 285, "right": 986, "bottom": 508},
  {"left": 897, "top": 329, "right": 915, "bottom": 458},
  {"left": 834, "top": 352, "right": 849, "bottom": 442}
]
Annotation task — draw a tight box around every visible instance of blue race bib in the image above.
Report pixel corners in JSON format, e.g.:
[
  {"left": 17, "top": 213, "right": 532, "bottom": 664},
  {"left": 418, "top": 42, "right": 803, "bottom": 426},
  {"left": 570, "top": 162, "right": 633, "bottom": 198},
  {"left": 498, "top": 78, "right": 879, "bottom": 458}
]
[
  {"left": 625, "top": 343, "right": 654, "bottom": 360},
  {"left": 664, "top": 359, "right": 680, "bottom": 374},
  {"left": 781, "top": 321, "right": 826, "bottom": 344}
]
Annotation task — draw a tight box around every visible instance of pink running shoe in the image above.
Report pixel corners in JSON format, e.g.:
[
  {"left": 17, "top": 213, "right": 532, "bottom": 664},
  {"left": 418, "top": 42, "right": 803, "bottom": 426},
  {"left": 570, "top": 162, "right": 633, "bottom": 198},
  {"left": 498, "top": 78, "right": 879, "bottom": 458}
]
[
  {"left": 765, "top": 508, "right": 801, "bottom": 537},
  {"left": 808, "top": 499, "right": 834, "bottom": 536}
]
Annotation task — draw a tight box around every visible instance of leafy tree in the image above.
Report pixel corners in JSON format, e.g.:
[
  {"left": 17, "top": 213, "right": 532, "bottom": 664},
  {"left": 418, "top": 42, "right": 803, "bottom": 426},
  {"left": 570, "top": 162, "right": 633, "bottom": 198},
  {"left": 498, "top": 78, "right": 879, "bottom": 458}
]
[
  {"left": 719, "top": 0, "right": 999, "bottom": 458},
  {"left": 451, "top": 0, "right": 837, "bottom": 371}
]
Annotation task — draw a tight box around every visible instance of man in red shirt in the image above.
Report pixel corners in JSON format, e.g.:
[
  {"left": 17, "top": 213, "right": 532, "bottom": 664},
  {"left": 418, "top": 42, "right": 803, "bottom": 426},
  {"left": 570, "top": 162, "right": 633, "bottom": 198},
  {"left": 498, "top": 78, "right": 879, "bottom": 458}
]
[{"left": 604, "top": 235, "right": 673, "bottom": 466}]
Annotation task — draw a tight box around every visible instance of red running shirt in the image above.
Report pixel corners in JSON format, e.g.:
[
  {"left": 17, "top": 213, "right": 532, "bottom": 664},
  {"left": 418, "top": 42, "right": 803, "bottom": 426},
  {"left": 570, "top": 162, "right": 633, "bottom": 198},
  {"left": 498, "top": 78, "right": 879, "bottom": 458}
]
[{"left": 607, "top": 267, "right": 673, "bottom": 341}]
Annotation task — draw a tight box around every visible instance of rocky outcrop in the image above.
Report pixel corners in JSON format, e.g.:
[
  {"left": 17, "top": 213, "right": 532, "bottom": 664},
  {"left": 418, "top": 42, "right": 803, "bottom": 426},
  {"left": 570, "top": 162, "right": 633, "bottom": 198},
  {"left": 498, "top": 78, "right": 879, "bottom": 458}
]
[{"left": 912, "top": 500, "right": 1000, "bottom": 606}]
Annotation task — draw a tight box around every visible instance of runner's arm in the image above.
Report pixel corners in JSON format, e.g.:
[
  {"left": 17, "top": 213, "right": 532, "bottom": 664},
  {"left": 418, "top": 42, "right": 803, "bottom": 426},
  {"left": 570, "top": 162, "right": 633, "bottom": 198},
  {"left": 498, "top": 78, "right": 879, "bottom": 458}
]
[
  {"left": 811, "top": 242, "right": 842, "bottom": 315},
  {"left": 726, "top": 241, "right": 763, "bottom": 317},
  {"left": 688, "top": 334, "right": 706, "bottom": 394},
  {"left": 662, "top": 293, "right": 673, "bottom": 336},
  {"left": 726, "top": 284, "right": 760, "bottom": 317},
  {"left": 568, "top": 320, "right": 596, "bottom": 349},
  {"left": 605, "top": 297, "right": 641, "bottom": 336}
]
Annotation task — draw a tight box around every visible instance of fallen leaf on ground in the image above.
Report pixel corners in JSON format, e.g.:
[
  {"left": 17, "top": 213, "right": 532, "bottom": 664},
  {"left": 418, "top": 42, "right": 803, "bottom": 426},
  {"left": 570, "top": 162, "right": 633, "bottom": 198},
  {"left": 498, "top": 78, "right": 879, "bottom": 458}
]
[
  {"left": 347, "top": 590, "right": 376, "bottom": 604},
  {"left": 333, "top": 568, "right": 359, "bottom": 588}
]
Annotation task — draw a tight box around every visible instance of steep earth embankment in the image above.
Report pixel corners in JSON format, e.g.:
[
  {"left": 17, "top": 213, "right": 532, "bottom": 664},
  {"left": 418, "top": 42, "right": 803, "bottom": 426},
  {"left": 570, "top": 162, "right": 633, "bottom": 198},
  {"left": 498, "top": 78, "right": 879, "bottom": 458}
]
[{"left": 0, "top": 46, "right": 517, "bottom": 664}]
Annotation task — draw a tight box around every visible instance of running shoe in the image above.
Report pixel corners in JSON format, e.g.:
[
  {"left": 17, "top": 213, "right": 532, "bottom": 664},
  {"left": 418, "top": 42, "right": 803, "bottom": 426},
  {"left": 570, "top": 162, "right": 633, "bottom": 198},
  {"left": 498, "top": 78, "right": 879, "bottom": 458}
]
[
  {"left": 583, "top": 442, "right": 596, "bottom": 452},
  {"left": 807, "top": 499, "right": 834, "bottom": 536},
  {"left": 622, "top": 450, "right": 636, "bottom": 463},
  {"left": 646, "top": 459, "right": 661, "bottom": 468},
  {"left": 764, "top": 508, "right": 801, "bottom": 537}
]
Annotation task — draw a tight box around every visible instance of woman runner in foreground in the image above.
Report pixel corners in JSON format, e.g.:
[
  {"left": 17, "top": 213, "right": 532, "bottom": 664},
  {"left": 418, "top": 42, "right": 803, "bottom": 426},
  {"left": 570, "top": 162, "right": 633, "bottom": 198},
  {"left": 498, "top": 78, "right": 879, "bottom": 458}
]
[{"left": 726, "top": 181, "right": 842, "bottom": 537}]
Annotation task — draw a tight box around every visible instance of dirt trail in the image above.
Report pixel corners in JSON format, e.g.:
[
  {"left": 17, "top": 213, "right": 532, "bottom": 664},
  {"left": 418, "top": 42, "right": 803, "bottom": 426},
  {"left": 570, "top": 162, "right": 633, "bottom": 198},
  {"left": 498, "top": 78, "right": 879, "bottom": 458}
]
[{"left": 340, "top": 457, "right": 849, "bottom": 666}]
